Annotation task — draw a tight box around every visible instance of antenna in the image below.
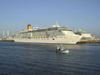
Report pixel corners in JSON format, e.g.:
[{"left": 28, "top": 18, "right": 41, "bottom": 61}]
[{"left": 55, "top": 21, "right": 58, "bottom": 25}]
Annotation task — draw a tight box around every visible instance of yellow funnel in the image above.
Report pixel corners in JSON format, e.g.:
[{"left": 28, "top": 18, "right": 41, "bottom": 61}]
[{"left": 27, "top": 25, "right": 31, "bottom": 30}]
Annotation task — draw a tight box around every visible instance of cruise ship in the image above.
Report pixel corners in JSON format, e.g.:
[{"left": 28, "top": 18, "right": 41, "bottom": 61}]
[
  {"left": 74, "top": 29, "right": 95, "bottom": 41},
  {"left": 14, "top": 22, "right": 82, "bottom": 44}
]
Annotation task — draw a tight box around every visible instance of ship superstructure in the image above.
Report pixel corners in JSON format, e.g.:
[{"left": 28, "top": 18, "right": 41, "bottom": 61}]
[
  {"left": 14, "top": 22, "right": 82, "bottom": 44},
  {"left": 74, "top": 29, "right": 95, "bottom": 41}
]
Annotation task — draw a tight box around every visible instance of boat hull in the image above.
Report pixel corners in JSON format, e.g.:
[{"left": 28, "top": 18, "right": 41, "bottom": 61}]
[
  {"left": 14, "top": 35, "right": 82, "bottom": 44},
  {"left": 57, "top": 50, "right": 69, "bottom": 53},
  {"left": 81, "top": 37, "right": 95, "bottom": 41}
]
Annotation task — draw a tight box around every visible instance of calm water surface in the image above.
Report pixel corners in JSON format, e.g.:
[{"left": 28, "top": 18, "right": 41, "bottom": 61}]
[{"left": 0, "top": 42, "right": 100, "bottom": 75}]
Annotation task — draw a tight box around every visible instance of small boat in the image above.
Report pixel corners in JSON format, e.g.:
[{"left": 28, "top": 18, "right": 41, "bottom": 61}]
[
  {"left": 56, "top": 46, "right": 69, "bottom": 53},
  {"left": 58, "top": 49, "right": 69, "bottom": 53}
]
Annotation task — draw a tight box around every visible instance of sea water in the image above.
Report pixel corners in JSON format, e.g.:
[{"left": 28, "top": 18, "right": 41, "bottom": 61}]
[{"left": 0, "top": 42, "right": 100, "bottom": 75}]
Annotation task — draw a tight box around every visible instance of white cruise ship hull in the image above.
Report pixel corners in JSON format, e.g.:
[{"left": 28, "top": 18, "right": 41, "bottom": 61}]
[
  {"left": 81, "top": 37, "right": 95, "bottom": 41},
  {"left": 14, "top": 36, "right": 82, "bottom": 44}
]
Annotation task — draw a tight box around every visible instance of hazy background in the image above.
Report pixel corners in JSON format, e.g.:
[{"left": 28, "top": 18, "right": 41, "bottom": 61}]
[{"left": 0, "top": 0, "right": 100, "bottom": 39}]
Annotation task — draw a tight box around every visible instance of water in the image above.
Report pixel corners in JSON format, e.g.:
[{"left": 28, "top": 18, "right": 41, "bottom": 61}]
[{"left": 0, "top": 42, "right": 100, "bottom": 75}]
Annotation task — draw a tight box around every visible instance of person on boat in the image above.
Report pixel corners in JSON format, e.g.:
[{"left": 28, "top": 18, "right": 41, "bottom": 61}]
[
  {"left": 56, "top": 49, "right": 58, "bottom": 51},
  {"left": 59, "top": 48, "right": 60, "bottom": 51},
  {"left": 59, "top": 47, "right": 62, "bottom": 51}
]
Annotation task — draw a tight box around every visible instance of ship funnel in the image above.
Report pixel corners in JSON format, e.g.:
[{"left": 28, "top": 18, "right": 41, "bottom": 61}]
[{"left": 27, "top": 24, "right": 31, "bottom": 30}]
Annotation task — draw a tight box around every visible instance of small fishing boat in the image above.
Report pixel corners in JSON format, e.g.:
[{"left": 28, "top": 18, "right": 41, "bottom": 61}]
[
  {"left": 58, "top": 49, "right": 69, "bottom": 53},
  {"left": 56, "top": 46, "right": 69, "bottom": 53}
]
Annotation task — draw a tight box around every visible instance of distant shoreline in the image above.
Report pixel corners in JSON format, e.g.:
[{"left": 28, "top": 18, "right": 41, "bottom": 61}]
[
  {"left": 0, "top": 39, "right": 14, "bottom": 42},
  {"left": 77, "top": 40, "right": 100, "bottom": 44}
]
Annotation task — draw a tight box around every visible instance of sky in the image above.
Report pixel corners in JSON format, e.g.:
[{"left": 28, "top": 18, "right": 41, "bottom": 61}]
[{"left": 0, "top": 0, "right": 100, "bottom": 39}]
